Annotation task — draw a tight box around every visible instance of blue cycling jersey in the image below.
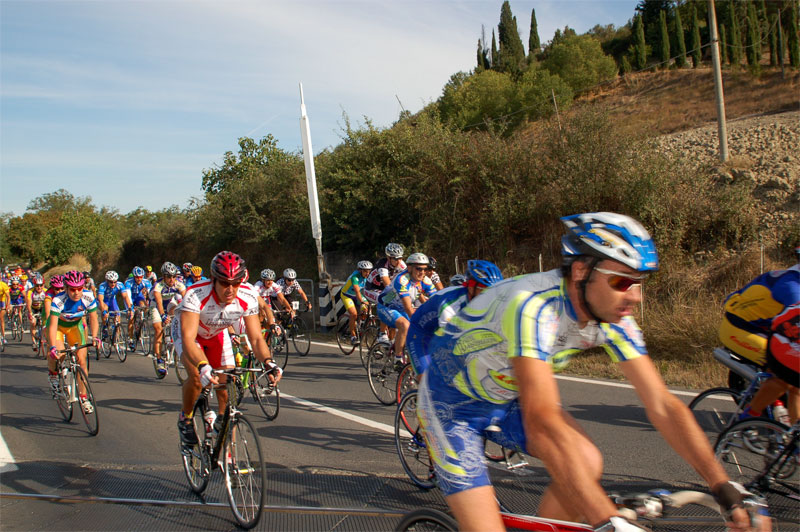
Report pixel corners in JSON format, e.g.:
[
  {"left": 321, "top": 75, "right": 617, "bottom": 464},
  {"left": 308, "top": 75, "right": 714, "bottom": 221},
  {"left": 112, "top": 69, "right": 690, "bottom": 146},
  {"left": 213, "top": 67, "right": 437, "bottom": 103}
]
[
  {"left": 124, "top": 278, "right": 151, "bottom": 304},
  {"left": 407, "top": 286, "right": 469, "bottom": 374},
  {"left": 98, "top": 281, "right": 128, "bottom": 311}
]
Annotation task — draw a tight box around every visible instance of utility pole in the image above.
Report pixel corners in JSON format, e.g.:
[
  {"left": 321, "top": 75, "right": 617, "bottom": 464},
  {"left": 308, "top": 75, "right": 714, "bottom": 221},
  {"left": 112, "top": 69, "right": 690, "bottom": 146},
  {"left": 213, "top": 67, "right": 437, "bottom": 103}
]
[{"left": 708, "top": 0, "right": 729, "bottom": 162}]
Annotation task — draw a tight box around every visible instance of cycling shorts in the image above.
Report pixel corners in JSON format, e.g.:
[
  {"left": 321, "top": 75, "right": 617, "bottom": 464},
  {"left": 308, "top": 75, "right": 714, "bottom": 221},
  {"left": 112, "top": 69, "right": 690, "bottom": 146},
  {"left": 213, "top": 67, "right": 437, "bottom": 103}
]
[
  {"left": 55, "top": 320, "right": 89, "bottom": 347},
  {"left": 10, "top": 298, "right": 24, "bottom": 306},
  {"left": 0, "top": 301, "right": 5, "bottom": 309},
  {"left": 719, "top": 313, "right": 768, "bottom": 367},
  {"left": 174, "top": 328, "right": 234, "bottom": 368},
  {"left": 767, "top": 333, "right": 799, "bottom": 386},
  {"left": 105, "top": 297, "right": 121, "bottom": 313},
  {"left": 149, "top": 307, "right": 163, "bottom": 324},
  {"left": 377, "top": 304, "right": 408, "bottom": 329},
  {"left": 417, "top": 370, "right": 528, "bottom": 496},
  {"left": 341, "top": 293, "right": 367, "bottom": 312}
]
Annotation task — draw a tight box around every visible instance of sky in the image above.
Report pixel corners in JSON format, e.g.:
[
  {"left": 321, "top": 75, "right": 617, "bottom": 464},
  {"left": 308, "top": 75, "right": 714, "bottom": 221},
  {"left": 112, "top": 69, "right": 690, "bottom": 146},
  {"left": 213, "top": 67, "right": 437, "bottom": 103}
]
[{"left": 1, "top": 0, "right": 639, "bottom": 217}]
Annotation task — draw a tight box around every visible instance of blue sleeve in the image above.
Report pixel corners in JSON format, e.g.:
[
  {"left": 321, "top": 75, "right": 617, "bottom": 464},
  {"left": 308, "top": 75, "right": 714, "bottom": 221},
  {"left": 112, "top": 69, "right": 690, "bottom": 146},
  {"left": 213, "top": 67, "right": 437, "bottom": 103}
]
[
  {"left": 772, "top": 270, "right": 800, "bottom": 307},
  {"left": 407, "top": 294, "right": 447, "bottom": 374}
]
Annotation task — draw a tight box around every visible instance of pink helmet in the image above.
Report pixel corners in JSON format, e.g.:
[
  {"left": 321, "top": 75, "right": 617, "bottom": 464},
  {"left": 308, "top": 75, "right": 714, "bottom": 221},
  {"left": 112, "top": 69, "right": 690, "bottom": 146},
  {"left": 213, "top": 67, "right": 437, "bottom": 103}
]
[
  {"left": 63, "top": 270, "right": 85, "bottom": 289},
  {"left": 50, "top": 275, "right": 65, "bottom": 289}
]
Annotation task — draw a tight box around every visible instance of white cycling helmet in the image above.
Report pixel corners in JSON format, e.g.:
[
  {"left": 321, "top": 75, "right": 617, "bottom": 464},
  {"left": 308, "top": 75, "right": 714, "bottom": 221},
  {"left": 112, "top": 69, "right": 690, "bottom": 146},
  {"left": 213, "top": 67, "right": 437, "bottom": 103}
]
[
  {"left": 385, "top": 243, "right": 404, "bottom": 258},
  {"left": 260, "top": 268, "right": 276, "bottom": 280},
  {"left": 283, "top": 268, "right": 297, "bottom": 280},
  {"left": 406, "top": 253, "right": 429, "bottom": 266},
  {"left": 105, "top": 270, "right": 119, "bottom": 282},
  {"left": 449, "top": 273, "right": 467, "bottom": 286},
  {"left": 357, "top": 260, "right": 373, "bottom": 270}
]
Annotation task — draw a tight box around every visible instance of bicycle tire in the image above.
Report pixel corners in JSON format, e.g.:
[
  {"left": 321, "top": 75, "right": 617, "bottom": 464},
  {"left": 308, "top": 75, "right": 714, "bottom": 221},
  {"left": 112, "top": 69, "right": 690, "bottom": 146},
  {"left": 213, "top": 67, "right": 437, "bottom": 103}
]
[
  {"left": 270, "top": 331, "right": 289, "bottom": 370},
  {"left": 112, "top": 326, "right": 127, "bottom": 362},
  {"left": 395, "top": 508, "right": 458, "bottom": 532},
  {"left": 335, "top": 314, "right": 357, "bottom": 356},
  {"left": 101, "top": 323, "right": 112, "bottom": 358},
  {"left": 394, "top": 391, "right": 436, "bottom": 489},
  {"left": 74, "top": 366, "right": 99, "bottom": 436},
  {"left": 688, "top": 387, "right": 742, "bottom": 441},
  {"left": 715, "top": 417, "right": 797, "bottom": 494},
  {"left": 250, "top": 365, "right": 280, "bottom": 421},
  {"left": 396, "top": 363, "right": 417, "bottom": 404},
  {"left": 362, "top": 322, "right": 379, "bottom": 350},
  {"left": 11, "top": 315, "right": 22, "bottom": 341},
  {"left": 37, "top": 327, "right": 46, "bottom": 359},
  {"left": 290, "top": 317, "right": 310, "bottom": 356},
  {"left": 175, "top": 351, "right": 188, "bottom": 384},
  {"left": 182, "top": 401, "right": 211, "bottom": 494},
  {"left": 55, "top": 367, "right": 73, "bottom": 422},
  {"left": 367, "top": 343, "right": 399, "bottom": 405},
  {"left": 224, "top": 414, "right": 266, "bottom": 529}
]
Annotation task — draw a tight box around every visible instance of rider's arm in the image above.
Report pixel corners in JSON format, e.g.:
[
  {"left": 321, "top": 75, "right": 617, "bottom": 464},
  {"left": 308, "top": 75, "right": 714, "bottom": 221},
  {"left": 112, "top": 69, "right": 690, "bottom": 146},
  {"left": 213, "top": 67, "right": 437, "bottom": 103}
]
[
  {"left": 353, "top": 285, "right": 366, "bottom": 305},
  {"left": 245, "top": 313, "right": 281, "bottom": 382},
  {"left": 154, "top": 290, "right": 165, "bottom": 317},
  {"left": 97, "top": 292, "right": 108, "bottom": 313},
  {"left": 88, "top": 308, "right": 99, "bottom": 340},
  {"left": 179, "top": 311, "right": 206, "bottom": 368},
  {"left": 25, "top": 290, "right": 33, "bottom": 317},
  {"left": 513, "top": 356, "right": 619, "bottom": 525},
  {"left": 258, "top": 296, "right": 276, "bottom": 327},
  {"left": 47, "top": 308, "right": 60, "bottom": 347},
  {"left": 297, "top": 286, "right": 311, "bottom": 308},
  {"left": 401, "top": 292, "right": 415, "bottom": 316},
  {"left": 276, "top": 292, "right": 292, "bottom": 314}
]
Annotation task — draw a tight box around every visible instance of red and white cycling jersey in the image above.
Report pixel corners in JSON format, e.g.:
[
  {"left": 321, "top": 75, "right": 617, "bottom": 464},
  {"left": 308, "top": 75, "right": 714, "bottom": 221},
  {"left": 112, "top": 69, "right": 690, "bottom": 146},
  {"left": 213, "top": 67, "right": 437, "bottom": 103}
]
[{"left": 179, "top": 280, "right": 259, "bottom": 339}]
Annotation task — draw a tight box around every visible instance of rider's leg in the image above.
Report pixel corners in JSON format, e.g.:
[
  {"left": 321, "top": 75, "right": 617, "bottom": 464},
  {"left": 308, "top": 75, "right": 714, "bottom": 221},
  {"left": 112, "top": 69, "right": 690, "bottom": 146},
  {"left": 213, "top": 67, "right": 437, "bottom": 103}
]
[
  {"left": 393, "top": 317, "right": 409, "bottom": 356},
  {"left": 446, "top": 486, "right": 504, "bottom": 532}
]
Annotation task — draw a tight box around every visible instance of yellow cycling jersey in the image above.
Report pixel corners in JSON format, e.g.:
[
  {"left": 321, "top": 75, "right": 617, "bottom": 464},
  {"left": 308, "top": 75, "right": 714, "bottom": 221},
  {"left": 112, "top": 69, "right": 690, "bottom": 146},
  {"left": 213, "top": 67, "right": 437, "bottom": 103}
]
[{"left": 0, "top": 281, "right": 9, "bottom": 303}]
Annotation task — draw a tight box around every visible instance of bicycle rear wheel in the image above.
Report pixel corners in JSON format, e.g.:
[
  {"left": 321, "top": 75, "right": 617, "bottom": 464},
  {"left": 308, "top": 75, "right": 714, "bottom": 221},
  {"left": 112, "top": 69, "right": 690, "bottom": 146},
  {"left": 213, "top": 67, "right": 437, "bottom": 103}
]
[
  {"left": 55, "top": 368, "right": 73, "bottom": 422},
  {"left": 250, "top": 366, "right": 280, "bottom": 421},
  {"left": 224, "top": 414, "right": 266, "bottom": 529},
  {"left": 182, "top": 402, "right": 210, "bottom": 494},
  {"left": 11, "top": 315, "right": 22, "bottom": 341},
  {"left": 689, "top": 387, "right": 742, "bottom": 442},
  {"left": 175, "top": 350, "right": 188, "bottom": 384},
  {"left": 396, "top": 363, "right": 417, "bottom": 404},
  {"left": 335, "top": 314, "right": 356, "bottom": 355},
  {"left": 367, "top": 344, "right": 398, "bottom": 405},
  {"left": 74, "top": 367, "right": 99, "bottom": 436},
  {"left": 100, "top": 323, "right": 112, "bottom": 358},
  {"left": 715, "top": 418, "right": 797, "bottom": 493},
  {"left": 395, "top": 508, "right": 458, "bottom": 532},
  {"left": 394, "top": 391, "right": 436, "bottom": 489},
  {"left": 290, "top": 317, "right": 310, "bottom": 356},
  {"left": 270, "top": 331, "right": 289, "bottom": 370}
]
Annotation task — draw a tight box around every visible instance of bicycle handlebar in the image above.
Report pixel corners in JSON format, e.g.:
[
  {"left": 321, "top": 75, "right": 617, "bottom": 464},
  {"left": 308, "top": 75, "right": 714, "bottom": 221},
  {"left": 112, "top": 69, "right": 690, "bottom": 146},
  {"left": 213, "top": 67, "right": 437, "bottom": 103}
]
[{"left": 57, "top": 342, "right": 95, "bottom": 353}]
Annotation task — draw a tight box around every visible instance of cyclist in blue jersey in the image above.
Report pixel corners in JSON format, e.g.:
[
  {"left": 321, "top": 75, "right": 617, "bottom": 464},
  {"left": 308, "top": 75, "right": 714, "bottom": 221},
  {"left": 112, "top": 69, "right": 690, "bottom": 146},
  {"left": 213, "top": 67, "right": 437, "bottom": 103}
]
[
  {"left": 340, "top": 260, "right": 373, "bottom": 345},
  {"left": 407, "top": 260, "right": 504, "bottom": 376},
  {"left": 417, "top": 213, "right": 763, "bottom": 532},
  {"left": 97, "top": 270, "right": 133, "bottom": 337},
  {"left": 125, "top": 266, "right": 152, "bottom": 349},
  {"left": 184, "top": 266, "right": 207, "bottom": 287},
  {"left": 377, "top": 253, "right": 436, "bottom": 366}
]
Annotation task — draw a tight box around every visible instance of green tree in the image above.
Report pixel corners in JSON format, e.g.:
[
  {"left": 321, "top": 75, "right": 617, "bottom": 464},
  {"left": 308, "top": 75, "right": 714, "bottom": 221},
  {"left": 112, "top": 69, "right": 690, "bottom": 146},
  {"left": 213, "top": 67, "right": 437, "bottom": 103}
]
[
  {"left": 515, "top": 64, "right": 574, "bottom": 121},
  {"left": 542, "top": 34, "right": 618, "bottom": 92},
  {"left": 746, "top": 1, "right": 761, "bottom": 67},
  {"left": 201, "top": 135, "right": 291, "bottom": 196},
  {"left": 720, "top": 23, "right": 729, "bottom": 65},
  {"left": 635, "top": 0, "right": 674, "bottom": 50},
  {"left": 496, "top": 1, "right": 526, "bottom": 74},
  {"left": 528, "top": 8, "right": 541, "bottom": 58},
  {"left": 436, "top": 69, "right": 517, "bottom": 130},
  {"left": 790, "top": 0, "right": 800, "bottom": 68},
  {"left": 659, "top": 10, "right": 671, "bottom": 68},
  {"left": 675, "top": 6, "right": 688, "bottom": 67},
  {"left": 621, "top": 54, "right": 633, "bottom": 74},
  {"left": 769, "top": 13, "right": 778, "bottom": 66},
  {"left": 690, "top": 4, "right": 702, "bottom": 67},
  {"left": 491, "top": 30, "right": 498, "bottom": 67},
  {"left": 729, "top": 2, "right": 743, "bottom": 68},
  {"left": 632, "top": 14, "right": 648, "bottom": 70}
]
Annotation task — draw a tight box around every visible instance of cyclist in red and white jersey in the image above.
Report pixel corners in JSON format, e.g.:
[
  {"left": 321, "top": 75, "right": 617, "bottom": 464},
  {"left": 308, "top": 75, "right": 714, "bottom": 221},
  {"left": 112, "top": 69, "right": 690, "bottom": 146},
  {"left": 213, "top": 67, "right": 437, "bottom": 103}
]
[
  {"left": 255, "top": 269, "right": 293, "bottom": 317},
  {"left": 176, "top": 251, "right": 282, "bottom": 451}
]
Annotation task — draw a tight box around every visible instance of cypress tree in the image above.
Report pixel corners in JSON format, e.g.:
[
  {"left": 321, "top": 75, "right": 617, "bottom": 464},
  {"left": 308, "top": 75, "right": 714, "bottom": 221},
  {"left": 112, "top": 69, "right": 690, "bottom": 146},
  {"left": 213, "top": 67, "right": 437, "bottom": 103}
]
[
  {"left": 720, "top": 23, "right": 729, "bottom": 65},
  {"left": 790, "top": 1, "right": 800, "bottom": 68},
  {"left": 632, "top": 14, "right": 647, "bottom": 70},
  {"left": 769, "top": 13, "right": 778, "bottom": 66},
  {"left": 528, "top": 8, "right": 540, "bottom": 58},
  {"left": 491, "top": 30, "right": 498, "bottom": 69},
  {"left": 746, "top": 1, "right": 761, "bottom": 66},
  {"left": 675, "top": 7, "right": 687, "bottom": 67},
  {"left": 621, "top": 55, "right": 632, "bottom": 75},
  {"left": 659, "top": 10, "right": 670, "bottom": 68},
  {"left": 729, "top": 2, "right": 743, "bottom": 68},
  {"left": 690, "top": 4, "right": 702, "bottom": 67},
  {"left": 497, "top": 1, "right": 525, "bottom": 73}
]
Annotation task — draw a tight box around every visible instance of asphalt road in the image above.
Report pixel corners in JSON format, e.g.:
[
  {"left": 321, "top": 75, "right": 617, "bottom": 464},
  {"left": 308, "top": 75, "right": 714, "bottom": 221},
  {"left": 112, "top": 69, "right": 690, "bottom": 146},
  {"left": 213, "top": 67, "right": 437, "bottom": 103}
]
[{"left": 0, "top": 329, "right": 794, "bottom": 530}]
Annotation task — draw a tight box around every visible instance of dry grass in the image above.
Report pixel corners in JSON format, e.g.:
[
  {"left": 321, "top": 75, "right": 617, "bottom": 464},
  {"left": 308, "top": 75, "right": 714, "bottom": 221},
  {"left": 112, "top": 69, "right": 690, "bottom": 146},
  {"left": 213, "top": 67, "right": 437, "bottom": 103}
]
[{"left": 42, "top": 254, "right": 92, "bottom": 282}]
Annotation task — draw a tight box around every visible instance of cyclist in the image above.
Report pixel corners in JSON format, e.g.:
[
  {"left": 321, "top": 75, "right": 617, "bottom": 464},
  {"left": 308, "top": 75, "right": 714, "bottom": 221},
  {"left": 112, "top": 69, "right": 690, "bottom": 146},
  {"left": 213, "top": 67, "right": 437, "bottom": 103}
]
[
  {"left": 125, "top": 266, "right": 152, "bottom": 350},
  {"left": 184, "top": 265, "right": 207, "bottom": 287},
  {"left": 407, "top": 260, "right": 504, "bottom": 376},
  {"left": 145, "top": 265, "right": 158, "bottom": 285},
  {"left": 340, "top": 260, "right": 373, "bottom": 346},
  {"left": 0, "top": 277, "right": 9, "bottom": 346},
  {"left": 150, "top": 262, "right": 186, "bottom": 375},
  {"left": 181, "top": 262, "right": 193, "bottom": 284},
  {"left": 426, "top": 257, "right": 445, "bottom": 291},
  {"left": 365, "top": 243, "right": 407, "bottom": 345},
  {"left": 276, "top": 268, "right": 312, "bottom": 312},
  {"left": 97, "top": 270, "right": 133, "bottom": 337},
  {"left": 254, "top": 268, "right": 290, "bottom": 321},
  {"left": 47, "top": 271, "right": 101, "bottom": 413},
  {"left": 176, "top": 252, "right": 283, "bottom": 452},
  {"left": 83, "top": 271, "right": 97, "bottom": 298},
  {"left": 25, "top": 274, "right": 47, "bottom": 351},
  {"left": 449, "top": 273, "right": 467, "bottom": 287},
  {"left": 7, "top": 276, "right": 26, "bottom": 327},
  {"left": 718, "top": 248, "right": 799, "bottom": 424},
  {"left": 377, "top": 253, "right": 436, "bottom": 366},
  {"left": 416, "top": 213, "right": 763, "bottom": 532}
]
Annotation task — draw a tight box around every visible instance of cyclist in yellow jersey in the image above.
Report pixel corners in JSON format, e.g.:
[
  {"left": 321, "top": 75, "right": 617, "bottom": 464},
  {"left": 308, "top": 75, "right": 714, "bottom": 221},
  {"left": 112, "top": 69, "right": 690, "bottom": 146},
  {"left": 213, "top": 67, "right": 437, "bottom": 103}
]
[{"left": 0, "top": 279, "right": 9, "bottom": 346}]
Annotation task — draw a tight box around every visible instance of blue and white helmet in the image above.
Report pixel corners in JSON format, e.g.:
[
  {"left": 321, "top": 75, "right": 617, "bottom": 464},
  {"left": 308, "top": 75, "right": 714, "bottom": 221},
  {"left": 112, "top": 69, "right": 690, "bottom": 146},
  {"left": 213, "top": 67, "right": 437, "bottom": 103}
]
[
  {"left": 132, "top": 266, "right": 145, "bottom": 277},
  {"left": 560, "top": 212, "right": 659, "bottom": 272}
]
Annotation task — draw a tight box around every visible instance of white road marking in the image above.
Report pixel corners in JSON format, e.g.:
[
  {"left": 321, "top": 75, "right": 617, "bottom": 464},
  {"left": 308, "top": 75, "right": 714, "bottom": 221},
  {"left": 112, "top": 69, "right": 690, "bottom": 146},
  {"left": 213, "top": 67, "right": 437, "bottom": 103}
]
[
  {"left": 281, "top": 393, "right": 396, "bottom": 435},
  {"left": 0, "top": 431, "right": 18, "bottom": 473}
]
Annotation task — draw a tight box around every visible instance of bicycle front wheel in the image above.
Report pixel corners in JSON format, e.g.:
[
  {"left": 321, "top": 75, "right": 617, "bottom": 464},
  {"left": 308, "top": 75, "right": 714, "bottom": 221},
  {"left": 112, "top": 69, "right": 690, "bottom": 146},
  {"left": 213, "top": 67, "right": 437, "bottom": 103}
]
[
  {"left": 75, "top": 367, "right": 99, "bottom": 436},
  {"left": 715, "top": 417, "right": 796, "bottom": 493},
  {"left": 396, "top": 363, "right": 417, "bottom": 404},
  {"left": 290, "top": 318, "right": 310, "bottom": 356},
  {"left": 335, "top": 314, "right": 356, "bottom": 355},
  {"left": 395, "top": 508, "right": 458, "bottom": 532},
  {"left": 394, "top": 391, "right": 436, "bottom": 489},
  {"left": 270, "top": 332, "right": 289, "bottom": 370},
  {"left": 224, "top": 414, "right": 266, "bottom": 529},
  {"left": 55, "top": 368, "right": 73, "bottom": 422},
  {"left": 367, "top": 344, "right": 398, "bottom": 405},
  {"left": 182, "top": 402, "right": 210, "bottom": 494},
  {"left": 11, "top": 315, "right": 22, "bottom": 341},
  {"left": 688, "top": 387, "right": 742, "bottom": 441},
  {"left": 112, "top": 326, "right": 127, "bottom": 362},
  {"left": 250, "top": 367, "right": 280, "bottom": 421},
  {"left": 101, "top": 325, "right": 112, "bottom": 358},
  {"left": 175, "top": 350, "right": 188, "bottom": 384}
]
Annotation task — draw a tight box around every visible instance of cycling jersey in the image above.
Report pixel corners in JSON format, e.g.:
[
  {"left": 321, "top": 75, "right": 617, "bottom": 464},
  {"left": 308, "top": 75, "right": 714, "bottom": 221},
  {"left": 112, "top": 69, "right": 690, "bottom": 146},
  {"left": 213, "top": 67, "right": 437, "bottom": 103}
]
[
  {"left": 50, "top": 290, "right": 98, "bottom": 326},
  {"left": 341, "top": 270, "right": 368, "bottom": 299},
  {"left": 8, "top": 284, "right": 25, "bottom": 305},
  {"left": 97, "top": 281, "right": 129, "bottom": 312},
  {"left": 407, "top": 286, "right": 469, "bottom": 374},
  {"left": 254, "top": 280, "right": 282, "bottom": 307},
  {"left": 124, "top": 278, "right": 151, "bottom": 305},
  {"left": 418, "top": 269, "right": 647, "bottom": 496},
  {"left": 0, "top": 281, "right": 8, "bottom": 308},
  {"left": 184, "top": 276, "right": 207, "bottom": 288},
  {"left": 26, "top": 288, "right": 47, "bottom": 313},
  {"left": 365, "top": 257, "right": 406, "bottom": 291},
  {"left": 719, "top": 265, "right": 800, "bottom": 367},
  {"left": 378, "top": 270, "right": 436, "bottom": 310},
  {"left": 149, "top": 279, "right": 186, "bottom": 309},
  {"left": 276, "top": 278, "right": 302, "bottom": 296}
]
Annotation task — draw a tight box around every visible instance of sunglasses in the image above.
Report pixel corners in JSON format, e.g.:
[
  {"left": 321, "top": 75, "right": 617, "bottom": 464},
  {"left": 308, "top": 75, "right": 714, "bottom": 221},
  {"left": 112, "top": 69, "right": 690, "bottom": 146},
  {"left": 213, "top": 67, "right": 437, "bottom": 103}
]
[
  {"left": 216, "top": 279, "right": 242, "bottom": 288},
  {"left": 67, "top": 286, "right": 83, "bottom": 293},
  {"left": 594, "top": 267, "right": 647, "bottom": 292}
]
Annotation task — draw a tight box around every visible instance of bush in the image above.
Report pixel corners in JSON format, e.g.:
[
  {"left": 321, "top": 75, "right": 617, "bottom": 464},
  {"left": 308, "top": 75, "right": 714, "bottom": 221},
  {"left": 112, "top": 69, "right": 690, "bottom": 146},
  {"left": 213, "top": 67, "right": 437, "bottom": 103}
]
[{"left": 542, "top": 34, "right": 618, "bottom": 92}]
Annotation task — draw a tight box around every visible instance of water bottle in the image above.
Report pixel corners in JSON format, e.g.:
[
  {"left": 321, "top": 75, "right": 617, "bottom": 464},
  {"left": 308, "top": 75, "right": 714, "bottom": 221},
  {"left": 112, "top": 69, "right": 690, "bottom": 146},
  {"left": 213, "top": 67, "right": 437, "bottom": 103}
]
[
  {"left": 204, "top": 410, "right": 217, "bottom": 435},
  {"left": 772, "top": 400, "right": 790, "bottom": 426}
]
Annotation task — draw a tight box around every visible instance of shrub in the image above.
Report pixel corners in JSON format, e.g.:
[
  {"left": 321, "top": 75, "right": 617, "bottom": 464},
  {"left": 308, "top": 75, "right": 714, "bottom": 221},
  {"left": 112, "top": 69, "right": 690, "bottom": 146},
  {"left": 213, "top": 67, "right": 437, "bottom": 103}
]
[{"left": 542, "top": 34, "right": 618, "bottom": 92}]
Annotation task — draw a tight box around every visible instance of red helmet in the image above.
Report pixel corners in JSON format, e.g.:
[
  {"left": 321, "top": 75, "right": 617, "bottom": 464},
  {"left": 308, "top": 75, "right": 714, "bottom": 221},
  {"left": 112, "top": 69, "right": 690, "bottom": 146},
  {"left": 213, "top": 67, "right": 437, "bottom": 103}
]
[
  {"left": 63, "top": 270, "right": 85, "bottom": 288},
  {"left": 209, "top": 251, "right": 247, "bottom": 282}
]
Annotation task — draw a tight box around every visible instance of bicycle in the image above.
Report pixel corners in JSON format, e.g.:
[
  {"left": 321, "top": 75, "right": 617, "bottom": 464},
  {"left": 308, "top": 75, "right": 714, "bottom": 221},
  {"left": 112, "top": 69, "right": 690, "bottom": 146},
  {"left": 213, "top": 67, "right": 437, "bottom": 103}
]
[
  {"left": 31, "top": 315, "right": 46, "bottom": 358},
  {"left": 282, "top": 301, "right": 311, "bottom": 356},
  {"left": 105, "top": 310, "right": 129, "bottom": 362},
  {"left": 234, "top": 344, "right": 280, "bottom": 421},
  {"left": 181, "top": 367, "right": 267, "bottom": 529},
  {"left": 366, "top": 342, "right": 407, "bottom": 405},
  {"left": 715, "top": 418, "right": 798, "bottom": 504},
  {"left": 129, "top": 306, "right": 151, "bottom": 354},
  {"left": 52, "top": 342, "right": 100, "bottom": 436},
  {"left": 9, "top": 304, "right": 24, "bottom": 342},
  {"left": 151, "top": 321, "right": 174, "bottom": 380},
  {"left": 394, "top": 489, "right": 769, "bottom": 531},
  {"left": 335, "top": 302, "right": 379, "bottom": 362},
  {"left": 263, "top": 321, "right": 289, "bottom": 370}
]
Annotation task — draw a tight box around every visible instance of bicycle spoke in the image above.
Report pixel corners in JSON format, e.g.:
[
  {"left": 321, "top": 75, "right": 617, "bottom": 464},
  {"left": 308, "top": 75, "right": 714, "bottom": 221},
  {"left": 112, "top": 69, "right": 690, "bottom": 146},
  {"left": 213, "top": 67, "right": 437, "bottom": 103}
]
[{"left": 224, "top": 415, "right": 266, "bottom": 529}]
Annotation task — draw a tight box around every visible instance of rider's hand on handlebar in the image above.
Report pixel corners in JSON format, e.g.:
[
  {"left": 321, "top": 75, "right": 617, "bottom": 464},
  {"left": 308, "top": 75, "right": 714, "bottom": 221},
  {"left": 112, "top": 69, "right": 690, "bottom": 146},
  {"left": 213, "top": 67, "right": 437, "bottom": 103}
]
[
  {"left": 265, "top": 361, "right": 283, "bottom": 384},
  {"left": 93, "top": 336, "right": 103, "bottom": 351},
  {"left": 714, "top": 481, "right": 771, "bottom": 532},
  {"left": 49, "top": 346, "right": 59, "bottom": 360},
  {"left": 198, "top": 363, "right": 217, "bottom": 387}
]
